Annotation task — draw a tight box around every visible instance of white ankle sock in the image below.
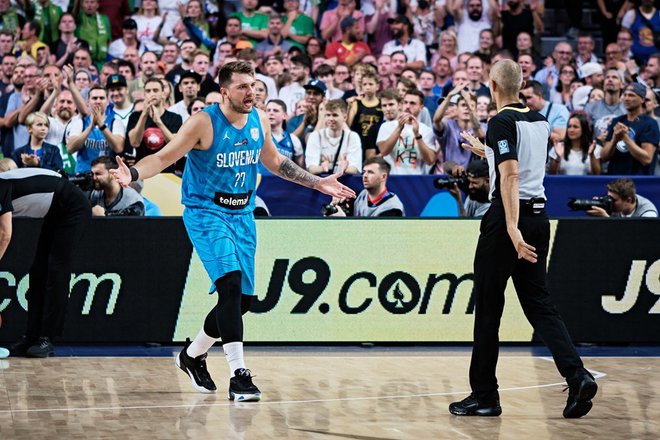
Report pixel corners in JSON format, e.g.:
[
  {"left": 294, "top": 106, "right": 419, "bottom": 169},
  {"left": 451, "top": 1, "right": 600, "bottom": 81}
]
[
  {"left": 186, "top": 329, "right": 218, "bottom": 358},
  {"left": 223, "top": 341, "right": 246, "bottom": 376}
]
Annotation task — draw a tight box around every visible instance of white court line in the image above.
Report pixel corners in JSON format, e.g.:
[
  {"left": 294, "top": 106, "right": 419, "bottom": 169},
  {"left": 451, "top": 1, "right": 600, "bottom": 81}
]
[{"left": 0, "top": 359, "right": 607, "bottom": 415}]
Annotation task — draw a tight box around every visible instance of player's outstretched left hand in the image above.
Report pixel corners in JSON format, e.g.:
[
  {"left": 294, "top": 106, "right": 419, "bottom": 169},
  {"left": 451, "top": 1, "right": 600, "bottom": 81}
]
[
  {"left": 315, "top": 159, "right": 356, "bottom": 200},
  {"left": 110, "top": 156, "right": 132, "bottom": 188}
]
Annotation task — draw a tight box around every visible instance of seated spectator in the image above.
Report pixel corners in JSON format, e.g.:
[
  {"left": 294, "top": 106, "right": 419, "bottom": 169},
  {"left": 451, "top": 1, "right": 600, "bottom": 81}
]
[
  {"left": 550, "top": 64, "right": 579, "bottom": 109},
  {"left": 106, "top": 74, "right": 134, "bottom": 133},
  {"left": 522, "top": 80, "right": 570, "bottom": 140},
  {"left": 548, "top": 111, "right": 602, "bottom": 175},
  {"left": 328, "top": 156, "right": 405, "bottom": 217},
  {"left": 287, "top": 78, "right": 326, "bottom": 143},
  {"left": 89, "top": 156, "right": 145, "bottom": 216},
  {"left": 601, "top": 83, "right": 660, "bottom": 175},
  {"left": 377, "top": 89, "right": 437, "bottom": 174},
  {"left": 534, "top": 42, "right": 574, "bottom": 91},
  {"left": 465, "top": 55, "right": 490, "bottom": 97},
  {"left": 447, "top": 158, "right": 491, "bottom": 217},
  {"left": 231, "top": 0, "right": 269, "bottom": 45},
  {"left": 167, "top": 70, "right": 201, "bottom": 123},
  {"left": 253, "top": 78, "right": 268, "bottom": 111},
  {"left": 450, "top": 0, "right": 498, "bottom": 54},
  {"left": 305, "top": 99, "right": 361, "bottom": 175},
  {"left": 621, "top": 0, "right": 660, "bottom": 48},
  {"left": 278, "top": 53, "right": 310, "bottom": 118},
  {"left": 176, "top": 0, "right": 214, "bottom": 54},
  {"left": 108, "top": 18, "right": 146, "bottom": 60},
  {"left": 12, "top": 111, "right": 62, "bottom": 171},
  {"left": 433, "top": 84, "right": 486, "bottom": 171},
  {"left": 586, "top": 178, "right": 658, "bottom": 217}
]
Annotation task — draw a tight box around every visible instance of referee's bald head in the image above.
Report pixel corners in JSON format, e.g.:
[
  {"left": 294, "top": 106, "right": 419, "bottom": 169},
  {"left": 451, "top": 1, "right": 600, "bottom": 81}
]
[{"left": 489, "top": 59, "right": 522, "bottom": 96}]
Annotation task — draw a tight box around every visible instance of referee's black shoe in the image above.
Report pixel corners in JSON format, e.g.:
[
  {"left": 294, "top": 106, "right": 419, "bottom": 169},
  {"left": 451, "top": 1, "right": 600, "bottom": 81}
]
[
  {"left": 8, "top": 336, "right": 37, "bottom": 357},
  {"left": 26, "top": 337, "right": 54, "bottom": 358},
  {"left": 229, "top": 368, "right": 261, "bottom": 402},
  {"left": 563, "top": 369, "right": 597, "bottom": 418},
  {"left": 175, "top": 338, "right": 217, "bottom": 394},
  {"left": 449, "top": 394, "right": 502, "bottom": 416}
]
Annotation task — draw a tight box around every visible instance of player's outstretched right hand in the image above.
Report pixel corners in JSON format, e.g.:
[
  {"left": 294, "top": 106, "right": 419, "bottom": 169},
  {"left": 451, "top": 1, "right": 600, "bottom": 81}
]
[{"left": 110, "top": 156, "right": 132, "bottom": 188}]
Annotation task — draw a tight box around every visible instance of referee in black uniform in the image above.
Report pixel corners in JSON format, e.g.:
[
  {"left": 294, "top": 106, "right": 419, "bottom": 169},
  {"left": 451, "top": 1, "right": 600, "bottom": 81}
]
[
  {"left": 0, "top": 160, "right": 91, "bottom": 357},
  {"left": 448, "top": 60, "right": 598, "bottom": 418}
]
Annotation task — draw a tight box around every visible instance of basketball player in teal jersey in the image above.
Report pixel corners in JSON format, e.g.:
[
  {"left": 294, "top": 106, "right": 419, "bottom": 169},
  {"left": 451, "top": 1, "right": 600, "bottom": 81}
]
[{"left": 112, "top": 61, "right": 355, "bottom": 401}]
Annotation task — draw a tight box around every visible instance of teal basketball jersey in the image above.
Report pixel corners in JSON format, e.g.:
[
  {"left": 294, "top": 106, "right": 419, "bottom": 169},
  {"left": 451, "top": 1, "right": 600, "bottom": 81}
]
[{"left": 181, "top": 105, "right": 264, "bottom": 213}]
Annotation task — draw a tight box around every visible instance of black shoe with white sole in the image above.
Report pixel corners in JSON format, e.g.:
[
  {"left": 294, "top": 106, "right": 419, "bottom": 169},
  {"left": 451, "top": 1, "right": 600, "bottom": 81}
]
[
  {"left": 229, "top": 368, "right": 261, "bottom": 402},
  {"left": 175, "top": 338, "right": 217, "bottom": 394}
]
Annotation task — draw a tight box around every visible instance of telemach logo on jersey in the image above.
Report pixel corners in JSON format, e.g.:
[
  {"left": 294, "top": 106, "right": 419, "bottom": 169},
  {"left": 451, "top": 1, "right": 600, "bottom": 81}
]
[{"left": 214, "top": 191, "right": 252, "bottom": 209}]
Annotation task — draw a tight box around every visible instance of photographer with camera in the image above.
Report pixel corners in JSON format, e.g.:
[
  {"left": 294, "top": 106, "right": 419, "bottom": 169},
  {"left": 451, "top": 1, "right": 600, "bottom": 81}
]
[
  {"left": 585, "top": 178, "right": 657, "bottom": 217},
  {"left": 325, "top": 156, "right": 405, "bottom": 217},
  {"left": 443, "top": 159, "right": 491, "bottom": 217},
  {"left": 0, "top": 158, "right": 91, "bottom": 357},
  {"left": 89, "top": 156, "right": 144, "bottom": 216}
]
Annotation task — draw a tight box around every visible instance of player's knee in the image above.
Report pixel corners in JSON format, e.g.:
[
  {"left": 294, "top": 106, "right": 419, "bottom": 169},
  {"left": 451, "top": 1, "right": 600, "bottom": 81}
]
[{"left": 215, "top": 271, "right": 242, "bottom": 306}]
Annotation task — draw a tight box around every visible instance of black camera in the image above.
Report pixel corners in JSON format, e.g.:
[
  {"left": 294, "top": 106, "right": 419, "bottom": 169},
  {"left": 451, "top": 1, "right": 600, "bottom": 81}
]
[
  {"left": 322, "top": 199, "right": 353, "bottom": 217},
  {"left": 568, "top": 196, "right": 614, "bottom": 213},
  {"left": 67, "top": 171, "right": 94, "bottom": 192},
  {"left": 433, "top": 174, "right": 470, "bottom": 191}
]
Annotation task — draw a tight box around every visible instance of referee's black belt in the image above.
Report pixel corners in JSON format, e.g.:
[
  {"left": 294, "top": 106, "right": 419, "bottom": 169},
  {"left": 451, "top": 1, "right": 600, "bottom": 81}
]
[{"left": 520, "top": 197, "right": 546, "bottom": 214}]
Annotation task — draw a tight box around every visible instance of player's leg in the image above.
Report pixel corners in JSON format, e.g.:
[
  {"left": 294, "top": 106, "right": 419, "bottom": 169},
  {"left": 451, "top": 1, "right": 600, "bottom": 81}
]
[{"left": 512, "top": 214, "right": 596, "bottom": 418}]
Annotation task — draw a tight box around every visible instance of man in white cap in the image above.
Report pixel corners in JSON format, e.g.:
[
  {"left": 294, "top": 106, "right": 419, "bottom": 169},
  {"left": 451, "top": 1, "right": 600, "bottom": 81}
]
[{"left": 572, "top": 62, "right": 605, "bottom": 110}]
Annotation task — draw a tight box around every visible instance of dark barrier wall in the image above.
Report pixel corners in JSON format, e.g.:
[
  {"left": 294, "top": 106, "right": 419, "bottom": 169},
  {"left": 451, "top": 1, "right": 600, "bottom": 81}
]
[
  {"left": 257, "top": 175, "right": 660, "bottom": 218},
  {"left": 0, "top": 218, "right": 658, "bottom": 343}
]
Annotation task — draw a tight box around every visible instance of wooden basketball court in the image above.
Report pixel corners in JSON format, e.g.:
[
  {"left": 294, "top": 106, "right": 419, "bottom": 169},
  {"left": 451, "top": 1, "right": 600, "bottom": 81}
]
[{"left": 1, "top": 347, "right": 658, "bottom": 439}]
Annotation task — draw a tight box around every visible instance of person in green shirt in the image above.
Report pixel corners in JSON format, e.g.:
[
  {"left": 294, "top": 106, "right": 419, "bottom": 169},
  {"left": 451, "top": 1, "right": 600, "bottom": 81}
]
[
  {"left": 230, "top": 0, "right": 268, "bottom": 45},
  {"left": 73, "top": 0, "right": 110, "bottom": 69},
  {"left": 281, "top": 0, "right": 315, "bottom": 50},
  {"left": 28, "top": 0, "right": 63, "bottom": 46}
]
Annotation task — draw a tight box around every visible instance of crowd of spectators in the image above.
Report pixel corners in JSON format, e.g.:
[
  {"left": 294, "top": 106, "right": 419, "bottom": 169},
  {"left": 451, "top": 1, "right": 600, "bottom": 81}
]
[{"left": 0, "top": 0, "right": 658, "bottom": 217}]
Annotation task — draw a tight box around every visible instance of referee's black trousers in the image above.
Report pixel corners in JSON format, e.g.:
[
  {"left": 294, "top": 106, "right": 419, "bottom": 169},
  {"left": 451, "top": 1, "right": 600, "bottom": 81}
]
[
  {"left": 469, "top": 199, "right": 583, "bottom": 397},
  {"left": 26, "top": 182, "right": 90, "bottom": 339}
]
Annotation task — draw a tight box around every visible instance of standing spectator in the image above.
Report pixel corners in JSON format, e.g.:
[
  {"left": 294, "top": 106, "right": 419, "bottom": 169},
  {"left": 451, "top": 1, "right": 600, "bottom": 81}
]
[
  {"left": 236, "top": 48, "right": 277, "bottom": 100},
  {"left": 534, "top": 42, "right": 574, "bottom": 91},
  {"left": 500, "top": 0, "right": 544, "bottom": 55},
  {"left": 160, "top": 42, "right": 180, "bottom": 74},
  {"left": 287, "top": 78, "right": 326, "bottom": 143},
  {"left": 263, "top": 54, "right": 288, "bottom": 92},
  {"left": 518, "top": 53, "right": 537, "bottom": 82},
  {"left": 98, "top": 0, "right": 132, "bottom": 40},
  {"left": 281, "top": 0, "right": 315, "bottom": 50},
  {"left": 51, "top": 13, "right": 90, "bottom": 68},
  {"left": 450, "top": 0, "right": 498, "bottom": 54},
  {"left": 258, "top": 99, "right": 304, "bottom": 175},
  {"left": 377, "top": 89, "right": 437, "bottom": 174},
  {"left": 165, "top": 39, "right": 197, "bottom": 89},
  {"left": 347, "top": 70, "right": 382, "bottom": 161},
  {"left": 381, "top": 15, "right": 426, "bottom": 70},
  {"left": 132, "top": 0, "right": 166, "bottom": 54},
  {"left": 366, "top": 0, "right": 395, "bottom": 57},
  {"left": 548, "top": 111, "right": 601, "bottom": 175},
  {"left": 601, "top": 82, "right": 659, "bottom": 175},
  {"left": 550, "top": 64, "right": 579, "bottom": 108},
  {"left": 42, "top": 89, "right": 79, "bottom": 174},
  {"left": 89, "top": 155, "right": 145, "bottom": 216},
  {"left": 126, "top": 78, "right": 183, "bottom": 172},
  {"left": 255, "top": 13, "right": 294, "bottom": 59},
  {"left": 108, "top": 18, "right": 146, "bottom": 61},
  {"left": 616, "top": 29, "right": 635, "bottom": 60},
  {"left": 320, "top": 0, "right": 365, "bottom": 43},
  {"left": 278, "top": 53, "right": 310, "bottom": 118},
  {"left": 466, "top": 55, "right": 490, "bottom": 97},
  {"left": 597, "top": 0, "right": 630, "bottom": 46},
  {"left": 325, "top": 16, "right": 371, "bottom": 67},
  {"left": 433, "top": 56, "right": 453, "bottom": 97},
  {"left": 106, "top": 74, "right": 134, "bottom": 134},
  {"left": 5, "top": 62, "right": 39, "bottom": 153},
  {"left": 29, "top": 0, "right": 63, "bottom": 47},
  {"left": 12, "top": 111, "right": 62, "bottom": 171},
  {"left": 575, "top": 34, "right": 599, "bottom": 68},
  {"left": 522, "top": 80, "right": 570, "bottom": 140},
  {"left": 433, "top": 84, "right": 486, "bottom": 171},
  {"left": 0, "top": 0, "right": 26, "bottom": 34},
  {"left": 66, "top": 84, "right": 125, "bottom": 173},
  {"left": 621, "top": 0, "right": 660, "bottom": 46},
  {"left": 389, "top": 51, "right": 407, "bottom": 77},
  {"left": 73, "top": 0, "right": 111, "bottom": 69},
  {"left": 231, "top": 0, "right": 269, "bottom": 44},
  {"left": 168, "top": 70, "right": 201, "bottom": 123},
  {"left": 305, "top": 99, "right": 362, "bottom": 175},
  {"left": 603, "top": 42, "right": 627, "bottom": 72}
]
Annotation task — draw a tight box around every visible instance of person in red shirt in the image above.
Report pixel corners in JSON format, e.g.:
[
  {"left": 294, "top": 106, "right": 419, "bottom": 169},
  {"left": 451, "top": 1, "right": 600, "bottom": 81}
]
[{"left": 325, "top": 17, "right": 371, "bottom": 67}]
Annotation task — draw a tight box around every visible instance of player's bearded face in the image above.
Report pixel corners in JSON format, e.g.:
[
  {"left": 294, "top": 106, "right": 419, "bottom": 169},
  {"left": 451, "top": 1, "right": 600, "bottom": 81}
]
[{"left": 226, "top": 83, "right": 254, "bottom": 114}]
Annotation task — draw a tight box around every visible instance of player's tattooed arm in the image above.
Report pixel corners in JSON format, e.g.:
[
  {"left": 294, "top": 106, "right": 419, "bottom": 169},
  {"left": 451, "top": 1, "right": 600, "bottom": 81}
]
[{"left": 278, "top": 157, "right": 321, "bottom": 189}]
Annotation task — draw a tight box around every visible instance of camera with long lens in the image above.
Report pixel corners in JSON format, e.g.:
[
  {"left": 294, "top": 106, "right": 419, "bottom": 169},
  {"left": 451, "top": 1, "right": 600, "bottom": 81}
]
[
  {"left": 60, "top": 170, "right": 93, "bottom": 192},
  {"left": 433, "top": 174, "right": 470, "bottom": 191},
  {"left": 568, "top": 195, "right": 614, "bottom": 214}
]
